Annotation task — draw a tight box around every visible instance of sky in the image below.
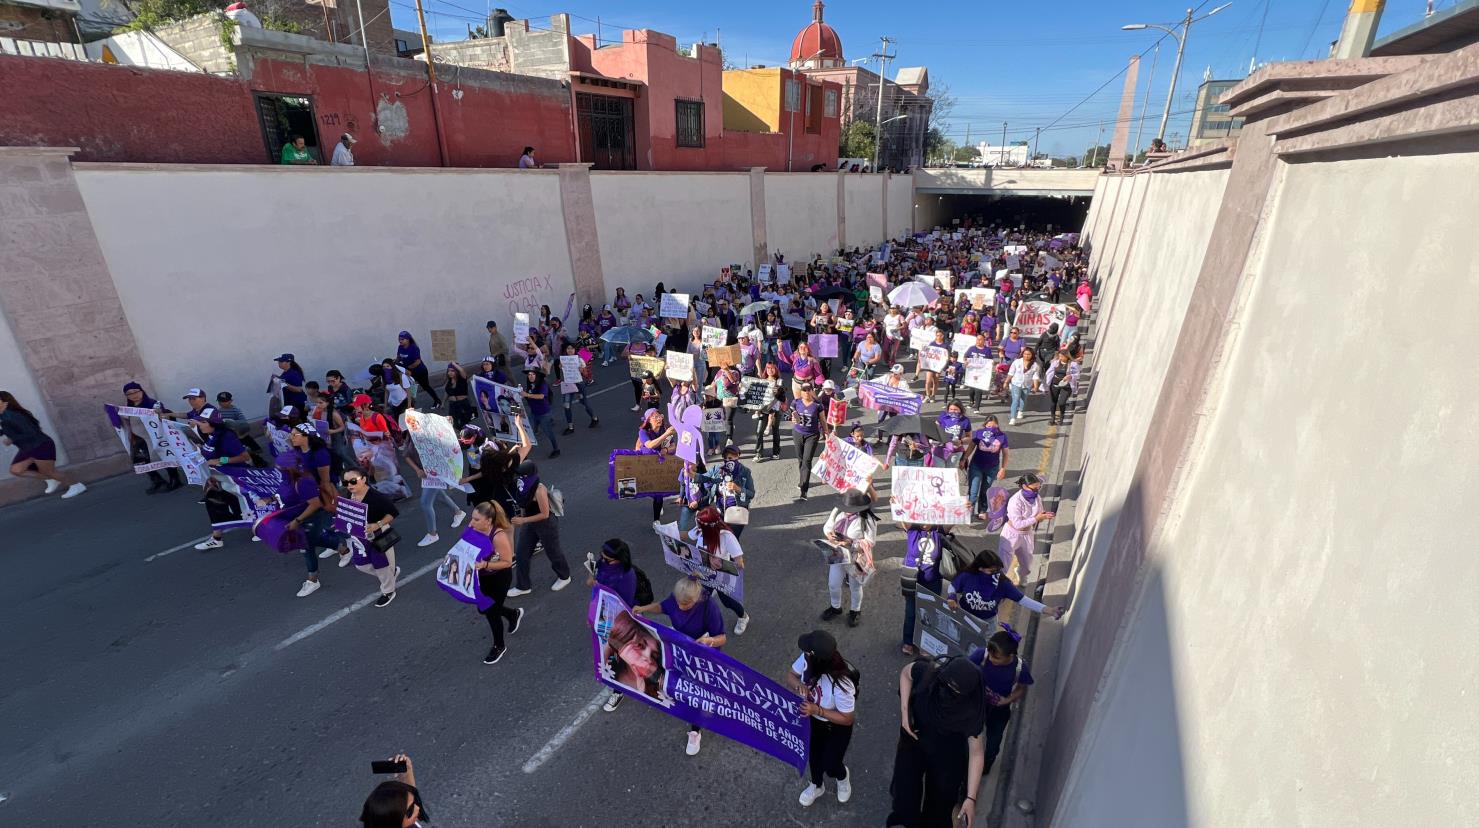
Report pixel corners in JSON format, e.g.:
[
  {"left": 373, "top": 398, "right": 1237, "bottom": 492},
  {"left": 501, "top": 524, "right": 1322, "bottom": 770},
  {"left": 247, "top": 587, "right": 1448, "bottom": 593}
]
[{"left": 386, "top": 0, "right": 1443, "bottom": 158}]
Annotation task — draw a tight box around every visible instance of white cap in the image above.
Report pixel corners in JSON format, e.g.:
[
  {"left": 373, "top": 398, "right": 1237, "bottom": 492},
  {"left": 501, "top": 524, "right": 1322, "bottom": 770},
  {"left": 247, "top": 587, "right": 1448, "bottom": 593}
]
[
  {"left": 822, "top": 379, "right": 836, "bottom": 390},
  {"left": 890, "top": 364, "right": 904, "bottom": 374}
]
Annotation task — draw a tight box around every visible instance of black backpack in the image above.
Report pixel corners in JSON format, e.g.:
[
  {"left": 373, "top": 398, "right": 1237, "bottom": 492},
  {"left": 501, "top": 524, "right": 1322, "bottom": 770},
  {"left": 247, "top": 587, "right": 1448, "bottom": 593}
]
[{"left": 632, "top": 565, "right": 655, "bottom": 606}]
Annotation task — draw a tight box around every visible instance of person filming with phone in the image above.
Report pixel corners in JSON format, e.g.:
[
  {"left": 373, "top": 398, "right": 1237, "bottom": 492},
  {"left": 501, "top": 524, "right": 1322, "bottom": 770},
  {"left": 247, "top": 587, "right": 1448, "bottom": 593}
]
[{"left": 360, "top": 753, "right": 428, "bottom": 828}]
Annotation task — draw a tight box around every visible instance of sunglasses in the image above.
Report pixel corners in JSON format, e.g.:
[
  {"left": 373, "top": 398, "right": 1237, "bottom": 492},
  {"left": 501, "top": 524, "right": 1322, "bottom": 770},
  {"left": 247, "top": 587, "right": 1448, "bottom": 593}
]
[{"left": 344, "top": 476, "right": 365, "bottom": 485}]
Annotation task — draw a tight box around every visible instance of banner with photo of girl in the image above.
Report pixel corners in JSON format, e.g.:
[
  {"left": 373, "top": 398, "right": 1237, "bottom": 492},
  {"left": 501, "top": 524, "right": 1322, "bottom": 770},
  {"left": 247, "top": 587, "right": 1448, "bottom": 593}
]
[
  {"left": 437, "top": 527, "right": 496, "bottom": 611},
  {"left": 470, "top": 376, "right": 534, "bottom": 445},
  {"left": 654, "top": 524, "right": 743, "bottom": 601},
  {"left": 208, "top": 464, "right": 285, "bottom": 531},
  {"left": 589, "top": 585, "right": 809, "bottom": 773}
]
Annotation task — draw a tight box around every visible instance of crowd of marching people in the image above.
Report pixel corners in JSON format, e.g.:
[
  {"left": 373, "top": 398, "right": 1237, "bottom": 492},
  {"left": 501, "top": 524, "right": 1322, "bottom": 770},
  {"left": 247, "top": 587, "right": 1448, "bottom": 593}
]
[{"left": 3, "top": 212, "right": 1091, "bottom": 828}]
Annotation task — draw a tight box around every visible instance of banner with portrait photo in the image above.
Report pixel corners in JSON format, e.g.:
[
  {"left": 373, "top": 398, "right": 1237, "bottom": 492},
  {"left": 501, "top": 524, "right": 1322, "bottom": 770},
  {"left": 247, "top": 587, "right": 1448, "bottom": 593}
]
[
  {"left": 470, "top": 376, "right": 535, "bottom": 445},
  {"left": 809, "top": 434, "right": 881, "bottom": 494},
  {"left": 402, "top": 409, "right": 463, "bottom": 489},
  {"left": 208, "top": 464, "right": 286, "bottom": 531},
  {"left": 654, "top": 524, "right": 743, "bottom": 601},
  {"left": 589, "top": 585, "right": 808, "bottom": 772},
  {"left": 890, "top": 466, "right": 973, "bottom": 524},
  {"left": 607, "top": 449, "right": 682, "bottom": 500},
  {"left": 437, "top": 527, "right": 496, "bottom": 610},
  {"left": 1013, "top": 301, "right": 1071, "bottom": 338},
  {"left": 914, "top": 586, "right": 995, "bottom": 659}
]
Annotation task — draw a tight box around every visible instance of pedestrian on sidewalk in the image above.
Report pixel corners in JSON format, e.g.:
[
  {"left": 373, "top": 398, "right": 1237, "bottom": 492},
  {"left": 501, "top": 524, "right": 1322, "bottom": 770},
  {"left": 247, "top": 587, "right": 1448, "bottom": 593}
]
[
  {"left": 788, "top": 630, "right": 859, "bottom": 808},
  {"left": 1, "top": 391, "right": 86, "bottom": 500},
  {"left": 969, "top": 625, "right": 1036, "bottom": 779},
  {"left": 998, "top": 473, "right": 1054, "bottom": 586}
]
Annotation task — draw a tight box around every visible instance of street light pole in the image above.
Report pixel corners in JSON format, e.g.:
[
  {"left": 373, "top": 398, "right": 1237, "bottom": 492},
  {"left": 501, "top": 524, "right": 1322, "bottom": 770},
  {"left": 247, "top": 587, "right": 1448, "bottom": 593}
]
[
  {"left": 871, "top": 36, "right": 894, "bottom": 173},
  {"left": 1122, "top": 3, "right": 1231, "bottom": 146}
]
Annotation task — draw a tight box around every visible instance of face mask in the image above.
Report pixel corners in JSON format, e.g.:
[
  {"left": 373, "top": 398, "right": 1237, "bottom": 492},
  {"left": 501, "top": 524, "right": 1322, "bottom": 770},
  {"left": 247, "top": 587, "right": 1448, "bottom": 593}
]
[{"left": 1022, "top": 487, "right": 1039, "bottom": 503}]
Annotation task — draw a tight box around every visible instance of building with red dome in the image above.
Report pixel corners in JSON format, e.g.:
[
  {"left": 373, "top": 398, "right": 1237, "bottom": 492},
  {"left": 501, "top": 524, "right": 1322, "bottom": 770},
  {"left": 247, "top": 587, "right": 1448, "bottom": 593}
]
[{"left": 789, "top": 1, "right": 845, "bottom": 69}]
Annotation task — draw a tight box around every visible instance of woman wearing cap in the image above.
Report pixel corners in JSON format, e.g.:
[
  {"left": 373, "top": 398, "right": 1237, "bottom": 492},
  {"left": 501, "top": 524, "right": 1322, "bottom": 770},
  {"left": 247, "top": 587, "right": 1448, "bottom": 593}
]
[
  {"left": 790, "top": 382, "right": 823, "bottom": 500},
  {"left": 703, "top": 444, "right": 754, "bottom": 538},
  {"left": 998, "top": 474, "right": 1053, "bottom": 586},
  {"left": 685, "top": 506, "right": 749, "bottom": 633},
  {"left": 1, "top": 391, "right": 86, "bottom": 500},
  {"left": 889, "top": 655, "right": 989, "bottom": 828},
  {"left": 556, "top": 342, "right": 600, "bottom": 435},
  {"left": 122, "top": 382, "right": 185, "bottom": 493},
  {"left": 334, "top": 469, "right": 402, "bottom": 606},
  {"left": 788, "top": 630, "right": 859, "bottom": 808},
  {"left": 969, "top": 626, "right": 1036, "bottom": 780},
  {"left": 274, "top": 354, "right": 308, "bottom": 412},
  {"left": 711, "top": 361, "right": 743, "bottom": 446},
  {"left": 819, "top": 490, "right": 878, "bottom": 627},
  {"left": 632, "top": 577, "right": 726, "bottom": 755},
  {"left": 520, "top": 366, "right": 560, "bottom": 459},
  {"left": 948, "top": 548, "right": 1064, "bottom": 637},
  {"left": 395, "top": 331, "right": 442, "bottom": 407},
  {"left": 505, "top": 460, "right": 573, "bottom": 598}
]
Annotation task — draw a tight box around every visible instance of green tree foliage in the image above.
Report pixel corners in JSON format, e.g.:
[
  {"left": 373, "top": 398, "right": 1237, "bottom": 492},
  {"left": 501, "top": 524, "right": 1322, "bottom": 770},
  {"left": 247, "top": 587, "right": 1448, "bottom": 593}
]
[{"left": 840, "top": 121, "right": 876, "bottom": 160}]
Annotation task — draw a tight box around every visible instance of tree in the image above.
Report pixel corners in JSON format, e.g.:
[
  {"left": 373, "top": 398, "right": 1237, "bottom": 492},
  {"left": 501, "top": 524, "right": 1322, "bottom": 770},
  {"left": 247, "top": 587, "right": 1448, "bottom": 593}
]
[
  {"left": 1082, "top": 144, "right": 1111, "bottom": 167},
  {"left": 840, "top": 121, "right": 875, "bottom": 160},
  {"left": 119, "top": 0, "right": 299, "bottom": 33},
  {"left": 953, "top": 145, "right": 980, "bottom": 163},
  {"left": 924, "top": 128, "right": 951, "bottom": 166}
]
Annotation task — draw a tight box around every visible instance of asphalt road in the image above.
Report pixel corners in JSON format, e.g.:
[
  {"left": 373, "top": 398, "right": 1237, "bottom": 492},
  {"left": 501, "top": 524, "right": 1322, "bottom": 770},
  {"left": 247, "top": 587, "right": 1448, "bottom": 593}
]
[{"left": 0, "top": 356, "right": 1067, "bottom": 828}]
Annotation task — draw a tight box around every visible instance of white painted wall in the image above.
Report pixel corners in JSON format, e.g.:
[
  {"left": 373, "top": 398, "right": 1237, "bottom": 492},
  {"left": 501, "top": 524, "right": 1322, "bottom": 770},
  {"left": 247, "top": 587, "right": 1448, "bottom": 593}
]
[
  {"left": 590, "top": 172, "right": 753, "bottom": 296},
  {"left": 764, "top": 172, "right": 839, "bottom": 262},
  {"left": 76, "top": 166, "right": 574, "bottom": 420},
  {"left": 0, "top": 312, "right": 68, "bottom": 480},
  {"left": 888, "top": 173, "right": 913, "bottom": 240},
  {"left": 84, "top": 30, "right": 202, "bottom": 71},
  {"left": 842, "top": 174, "right": 881, "bottom": 250},
  {"left": 1055, "top": 154, "right": 1479, "bottom": 825}
]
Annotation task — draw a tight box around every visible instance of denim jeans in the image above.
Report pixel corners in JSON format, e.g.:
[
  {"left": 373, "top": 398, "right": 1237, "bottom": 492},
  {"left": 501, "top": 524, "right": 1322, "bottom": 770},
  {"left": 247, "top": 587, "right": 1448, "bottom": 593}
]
[
  {"left": 562, "top": 382, "right": 596, "bottom": 425},
  {"left": 530, "top": 411, "right": 559, "bottom": 451},
  {"left": 1009, "top": 384, "right": 1028, "bottom": 420},
  {"left": 602, "top": 341, "right": 619, "bottom": 363},
  {"left": 300, "top": 510, "right": 345, "bottom": 575},
  {"left": 418, "top": 484, "right": 461, "bottom": 537},
  {"left": 967, "top": 464, "right": 1000, "bottom": 512}
]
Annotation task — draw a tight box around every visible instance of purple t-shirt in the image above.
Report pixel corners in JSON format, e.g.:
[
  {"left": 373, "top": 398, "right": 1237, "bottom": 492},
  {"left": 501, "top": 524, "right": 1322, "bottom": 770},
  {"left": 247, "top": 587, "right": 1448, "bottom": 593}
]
[
  {"left": 525, "top": 380, "right": 552, "bottom": 416},
  {"left": 1001, "top": 337, "right": 1025, "bottom": 360},
  {"left": 906, "top": 527, "right": 944, "bottom": 588},
  {"left": 937, "top": 411, "right": 971, "bottom": 440},
  {"left": 596, "top": 561, "right": 637, "bottom": 605},
  {"left": 964, "top": 345, "right": 994, "bottom": 362},
  {"left": 791, "top": 399, "right": 821, "bottom": 436},
  {"left": 972, "top": 651, "right": 1035, "bottom": 698},
  {"left": 276, "top": 475, "right": 322, "bottom": 520},
  {"left": 396, "top": 342, "right": 421, "bottom": 368},
  {"left": 969, "top": 427, "right": 1008, "bottom": 471},
  {"left": 660, "top": 594, "right": 725, "bottom": 641},
  {"left": 296, "top": 446, "right": 332, "bottom": 478},
  {"left": 950, "top": 571, "right": 1024, "bottom": 621},
  {"left": 202, "top": 429, "right": 246, "bottom": 463}
]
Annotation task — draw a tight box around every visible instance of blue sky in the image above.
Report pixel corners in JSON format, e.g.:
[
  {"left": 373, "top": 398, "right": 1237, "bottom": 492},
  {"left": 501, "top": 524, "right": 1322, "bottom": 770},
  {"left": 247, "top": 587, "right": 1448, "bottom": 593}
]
[{"left": 388, "top": 0, "right": 1440, "bottom": 157}]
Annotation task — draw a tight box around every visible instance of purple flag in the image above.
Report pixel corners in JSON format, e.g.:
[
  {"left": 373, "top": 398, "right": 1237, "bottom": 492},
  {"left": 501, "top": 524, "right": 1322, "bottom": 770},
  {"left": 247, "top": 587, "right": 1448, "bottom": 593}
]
[
  {"left": 857, "top": 380, "right": 922, "bottom": 415},
  {"left": 589, "top": 585, "right": 809, "bottom": 773},
  {"left": 437, "top": 527, "right": 496, "bottom": 610},
  {"left": 253, "top": 508, "right": 306, "bottom": 554},
  {"left": 212, "top": 464, "right": 285, "bottom": 530},
  {"left": 807, "top": 334, "right": 838, "bottom": 358}
]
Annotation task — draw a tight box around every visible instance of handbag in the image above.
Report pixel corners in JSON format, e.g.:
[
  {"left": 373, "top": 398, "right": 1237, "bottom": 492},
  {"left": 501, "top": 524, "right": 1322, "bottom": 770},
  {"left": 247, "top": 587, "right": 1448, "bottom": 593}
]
[
  {"left": 723, "top": 505, "right": 750, "bottom": 525},
  {"left": 369, "top": 525, "right": 402, "bottom": 553}
]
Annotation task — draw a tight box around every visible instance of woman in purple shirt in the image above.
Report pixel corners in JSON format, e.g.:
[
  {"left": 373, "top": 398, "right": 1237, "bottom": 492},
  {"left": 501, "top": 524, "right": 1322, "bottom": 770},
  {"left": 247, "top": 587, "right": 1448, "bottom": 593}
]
[
  {"left": 968, "top": 626, "right": 1036, "bottom": 777},
  {"left": 395, "top": 331, "right": 442, "bottom": 407},
  {"left": 791, "top": 383, "right": 823, "bottom": 500},
  {"left": 634, "top": 577, "right": 727, "bottom": 755},
  {"left": 520, "top": 367, "right": 560, "bottom": 459},
  {"left": 948, "top": 549, "right": 1064, "bottom": 636}
]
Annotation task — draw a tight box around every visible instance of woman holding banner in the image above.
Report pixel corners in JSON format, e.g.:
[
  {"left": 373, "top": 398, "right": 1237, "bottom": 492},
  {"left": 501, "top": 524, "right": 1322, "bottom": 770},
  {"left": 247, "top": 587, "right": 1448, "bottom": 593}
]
[
  {"left": 466, "top": 501, "right": 522, "bottom": 665},
  {"left": 633, "top": 577, "right": 727, "bottom": 755},
  {"left": 789, "top": 629, "right": 859, "bottom": 808},
  {"left": 688, "top": 506, "right": 749, "bottom": 634},
  {"left": 520, "top": 367, "right": 560, "bottom": 459},
  {"left": 337, "top": 470, "right": 402, "bottom": 607},
  {"left": 819, "top": 491, "right": 878, "bottom": 628},
  {"left": 402, "top": 432, "right": 466, "bottom": 548}
]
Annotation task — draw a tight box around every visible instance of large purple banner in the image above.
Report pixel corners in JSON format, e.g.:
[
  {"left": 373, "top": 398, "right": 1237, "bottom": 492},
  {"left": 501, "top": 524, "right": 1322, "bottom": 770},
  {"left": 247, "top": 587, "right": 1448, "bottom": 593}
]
[
  {"left": 210, "top": 465, "right": 285, "bottom": 530},
  {"left": 857, "top": 380, "right": 923, "bottom": 415},
  {"left": 588, "top": 585, "right": 808, "bottom": 773}
]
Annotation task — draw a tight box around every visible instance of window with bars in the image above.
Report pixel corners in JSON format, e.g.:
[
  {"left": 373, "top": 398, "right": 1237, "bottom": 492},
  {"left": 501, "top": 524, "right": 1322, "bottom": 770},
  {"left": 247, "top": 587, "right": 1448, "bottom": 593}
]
[
  {"left": 676, "top": 99, "right": 705, "bottom": 147},
  {"left": 824, "top": 89, "right": 839, "bottom": 118}
]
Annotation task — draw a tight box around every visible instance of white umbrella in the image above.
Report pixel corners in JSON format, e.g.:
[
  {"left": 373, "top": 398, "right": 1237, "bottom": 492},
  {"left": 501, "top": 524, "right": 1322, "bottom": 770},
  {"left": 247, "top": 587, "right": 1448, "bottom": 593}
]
[{"left": 888, "top": 282, "right": 937, "bottom": 308}]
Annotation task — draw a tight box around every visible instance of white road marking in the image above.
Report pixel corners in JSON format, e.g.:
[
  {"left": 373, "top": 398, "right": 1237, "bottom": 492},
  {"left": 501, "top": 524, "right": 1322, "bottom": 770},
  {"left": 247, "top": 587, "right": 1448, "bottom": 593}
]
[
  {"left": 522, "top": 689, "right": 610, "bottom": 773},
  {"left": 585, "top": 378, "right": 631, "bottom": 399},
  {"left": 144, "top": 535, "right": 211, "bottom": 563},
  {"left": 273, "top": 560, "right": 441, "bottom": 651}
]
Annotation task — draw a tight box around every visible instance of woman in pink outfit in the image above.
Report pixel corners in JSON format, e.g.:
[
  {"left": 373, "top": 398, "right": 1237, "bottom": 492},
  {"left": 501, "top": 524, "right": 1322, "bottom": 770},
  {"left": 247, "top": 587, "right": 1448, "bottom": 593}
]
[
  {"left": 997, "top": 473, "right": 1054, "bottom": 585},
  {"left": 1075, "top": 280, "right": 1092, "bottom": 315}
]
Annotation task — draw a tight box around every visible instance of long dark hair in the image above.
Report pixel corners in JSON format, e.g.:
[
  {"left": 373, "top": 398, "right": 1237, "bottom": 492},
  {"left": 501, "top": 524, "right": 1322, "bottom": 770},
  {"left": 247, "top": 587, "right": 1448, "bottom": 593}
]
[
  {"left": 360, "top": 780, "right": 421, "bottom": 828},
  {"left": 0, "top": 391, "right": 39, "bottom": 426},
  {"left": 600, "top": 538, "right": 632, "bottom": 572},
  {"left": 964, "top": 548, "right": 1005, "bottom": 574},
  {"left": 804, "top": 649, "right": 860, "bottom": 693},
  {"left": 381, "top": 360, "right": 404, "bottom": 383}
]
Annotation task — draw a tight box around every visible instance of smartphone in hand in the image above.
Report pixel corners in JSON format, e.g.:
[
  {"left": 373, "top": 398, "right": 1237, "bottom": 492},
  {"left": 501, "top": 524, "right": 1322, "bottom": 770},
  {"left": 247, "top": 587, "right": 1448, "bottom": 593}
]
[{"left": 371, "top": 759, "right": 407, "bottom": 775}]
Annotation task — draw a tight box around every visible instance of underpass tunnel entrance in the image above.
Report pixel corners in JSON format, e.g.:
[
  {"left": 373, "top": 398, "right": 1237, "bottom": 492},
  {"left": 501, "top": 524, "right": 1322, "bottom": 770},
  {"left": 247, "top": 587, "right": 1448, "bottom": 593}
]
[{"left": 913, "top": 193, "right": 1091, "bottom": 232}]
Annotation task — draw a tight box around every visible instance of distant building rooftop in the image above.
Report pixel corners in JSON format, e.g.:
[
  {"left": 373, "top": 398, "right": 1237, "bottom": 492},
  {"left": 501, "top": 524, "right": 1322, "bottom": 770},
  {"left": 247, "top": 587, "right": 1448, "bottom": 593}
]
[{"left": 1371, "top": 0, "right": 1479, "bottom": 55}]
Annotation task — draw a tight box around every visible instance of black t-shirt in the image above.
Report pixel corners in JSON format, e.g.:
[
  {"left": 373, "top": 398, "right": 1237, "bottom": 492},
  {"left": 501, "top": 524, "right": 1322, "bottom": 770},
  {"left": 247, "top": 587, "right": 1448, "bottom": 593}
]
[
  {"left": 361, "top": 488, "right": 399, "bottom": 524},
  {"left": 907, "top": 659, "right": 986, "bottom": 741}
]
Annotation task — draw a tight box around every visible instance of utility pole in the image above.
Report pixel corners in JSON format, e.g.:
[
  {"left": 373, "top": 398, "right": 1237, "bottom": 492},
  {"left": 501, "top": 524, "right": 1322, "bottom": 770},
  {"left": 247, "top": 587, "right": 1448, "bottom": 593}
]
[
  {"left": 1032, "top": 126, "right": 1040, "bottom": 165},
  {"left": 870, "top": 35, "right": 894, "bottom": 174},
  {"left": 414, "top": 0, "right": 450, "bottom": 166},
  {"left": 963, "top": 123, "right": 970, "bottom": 163},
  {"left": 999, "top": 121, "right": 1007, "bottom": 166},
  {"left": 1091, "top": 120, "right": 1105, "bottom": 167}
]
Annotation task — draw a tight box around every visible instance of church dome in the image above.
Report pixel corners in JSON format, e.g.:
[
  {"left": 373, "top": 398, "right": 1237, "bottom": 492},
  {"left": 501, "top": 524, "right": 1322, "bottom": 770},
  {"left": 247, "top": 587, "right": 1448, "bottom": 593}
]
[{"left": 789, "top": 1, "right": 843, "bottom": 68}]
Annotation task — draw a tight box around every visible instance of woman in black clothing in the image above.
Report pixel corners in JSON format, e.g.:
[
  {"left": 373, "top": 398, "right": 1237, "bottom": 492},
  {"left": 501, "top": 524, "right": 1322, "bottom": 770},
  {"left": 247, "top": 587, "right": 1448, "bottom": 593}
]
[
  {"left": 1, "top": 391, "right": 84, "bottom": 499},
  {"left": 468, "top": 500, "right": 523, "bottom": 665},
  {"left": 444, "top": 364, "right": 474, "bottom": 429},
  {"left": 788, "top": 630, "right": 860, "bottom": 808},
  {"left": 337, "top": 471, "right": 402, "bottom": 607},
  {"left": 888, "top": 656, "right": 989, "bottom": 828}
]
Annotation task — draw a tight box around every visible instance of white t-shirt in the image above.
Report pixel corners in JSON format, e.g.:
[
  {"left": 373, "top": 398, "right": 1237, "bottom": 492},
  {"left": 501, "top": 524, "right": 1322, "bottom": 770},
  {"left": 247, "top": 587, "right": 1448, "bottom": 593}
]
[
  {"left": 791, "top": 653, "right": 857, "bottom": 720},
  {"left": 686, "top": 526, "right": 743, "bottom": 561},
  {"left": 386, "top": 372, "right": 411, "bottom": 406},
  {"left": 883, "top": 314, "right": 904, "bottom": 338}
]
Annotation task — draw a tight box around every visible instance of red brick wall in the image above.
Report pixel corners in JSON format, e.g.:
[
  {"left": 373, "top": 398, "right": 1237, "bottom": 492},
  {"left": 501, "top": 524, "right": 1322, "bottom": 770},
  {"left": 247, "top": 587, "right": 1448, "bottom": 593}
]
[{"left": 0, "top": 4, "right": 77, "bottom": 43}]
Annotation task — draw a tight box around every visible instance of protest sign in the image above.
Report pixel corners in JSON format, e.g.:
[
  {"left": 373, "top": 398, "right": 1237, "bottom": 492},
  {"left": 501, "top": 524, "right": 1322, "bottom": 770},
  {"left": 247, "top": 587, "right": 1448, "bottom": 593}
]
[
  {"left": 701, "top": 408, "right": 728, "bottom": 433},
  {"left": 809, "top": 434, "right": 881, "bottom": 494},
  {"left": 608, "top": 450, "right": 682, "bottom": 499},
  {"left": 701, "top": 326, "right": 728, "bottom": 348},
  {"left": 655, "top": 525, "right": 742, "bottom": 600},
  {"left": 436, "top": 528, "right": 495, "bottom": 610},
  {"left": 470, "top": 376, "right": 533, "bottom": 445},
  {"left": 954, "top": 288, "right": 996, "bottom": 310},
  {"left": 1013, "top": 301, "right": 1071, "bottom": 338},
  {"left": 738, "top": 376, "right": 776, "bottom": 411},
  {"left": 933, "top": 269, "right": 954, "bottom": 290},
  {"left": 890, "top": 466, "right": 972, "bottom": 524},
  {"left": 982, "top": 485, "right": 1011, "bottom": 532},
  {"left": 869, "top": 285, "right": 884, "bottom": 303},
  {"left": 403, "top": 409, "right": 463, "bottom": 489},
  {"left": 513, "top": 312, "right": 530, "bottom": 345},
  {"left": 807, "top": 334, "right": 838, "bottom": 358},
  {"left": 629, "top": 354, "right": 666, "bottom": 380},
  {"left": 826, "top": 398, "right": 847, "bottom": 427},
  {"left": 431, "top": 328, "right": 458, "bottom": 362},
  {"left": 560, "top": 355, "right": 585, "bottom": 386},
  {"left": 776, "top": 263, "right": 791, "bottom": 281},
  {"left": 950, "top": 332, "right": 977, "bottom": 359},
  {"left": 867, "top": 272, "right": 888, "bottom": 290},
  {"left": 589, "top": 586, "right": 808, "bottom": 772},
  {"left": 110, "top": 406, "right": 207, "bottom": 484},
  {"left": 332, "top": 496, "right": 368, "bottom": 539},
  {"left": 914, "top": 586, "right": 996, "bottom": 659},
  {"left": 1005, "top": 254, "right": 1020, "bottom": 270},
  {"left": 782, "top": 313, "right": 806, "bottom": 331},
  {"left": 918, "top": 345, "right": 949, "bottom": 372},
  {"left": 909, "top": 326, "right": 939, "bottom": 352},
  {"left": 857, "top": 380, "right": 922, "bottom": 416},
  {"left": 670, "top": 401, "right": 703, "bottom": 464},
  {"left": 665, "top": 350, "right": 695, "bottom": 382},
  {"left": 964, "top": 356, "right": 994, "bottom": 391},
  {"left": 208, "top": 464, "right": 284, "bottom": 530},
  {"left": 659, "top": 292, "right": 691, "bottom": 319},
  {"left": 757, "top": 264, "right": 773, "bottom": 283},
  {"left": 706, "top": 344, "right": 740, "bottom": 368},
  {"left": 1010, "top": 272, "right": 1024, "bottom": 290}
]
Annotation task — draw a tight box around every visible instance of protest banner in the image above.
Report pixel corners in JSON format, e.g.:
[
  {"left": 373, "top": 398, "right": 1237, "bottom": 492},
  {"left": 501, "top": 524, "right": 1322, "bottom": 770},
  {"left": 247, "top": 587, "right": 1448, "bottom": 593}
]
[
  {"left": 867, "top": 272, "right": 888, "bottom": 290},
  {"left": 757, "top": 263, "right": 773, "bottom": 283},
  {"left": 909, "top": 326, "right": 939, "bottom": 352},
  {"left": 982, "top": 485, "right": 1011, "bottom": 532},
  {"left": 431, "top": 328, "right": 458, "bottom": 362},
  {"left": 607, "top": 450, "right": 682, "bottom": 499},
  {"left": 857, "top": 380, "right": 922, "bottom": 416},
  {"left": 208, "top": 464, "right": 285, "bottom": 530},
  {"left": 331, "top": 497, "right": 386, "bottom": 568},
  {"left": 403, "top": 409, "right": 463, "bottom": 489},
  {"left": 559, "top": 355, "right": 585, "bottom": 388},
  {"left": 827, "top": 398, "right": 847, "bottom": 427},
  {"left": 107, "top": 405, "right": 208, "bottom": 484},
  {"left": 655, "top": 525, "right": 742, "bottom": 600},
  {"left": 914, "top": 586, "right": 995, "bottom": 659},
  {"left": 659, "top": 292, "right": 691, "bottom": 320},
  {"left": 701, "top": 326, "right": 728, "bottom": 348},
  {"left": 782, "top": 313, "right": 806, "bottom": 331},
  {"left": 513, "top": 312, "right": 530, "bottom": 345},
  {"left": 890, "top": 466, "right": 972, "bottom": 525},
  {"left": 776, "top": 263, "right": 791, "bottom": 281},
  {"left": 1005, "top": 254, "right": 1020, "bottom": 270},
  {"left": 252, "top": 507, "right": 305, "bottom": 554},
  {"left": 665, "top": 350, "right": 695, "bottom": 382},
  {"left": 918, "top": 345, "right": 949, "bottom": 372},
  {"left": 628, "top": 354, "right": 666, "bottom": 380},
  {"left": 436, "top": 527, "right": 496, "bottom": 610},
  {"left": 950, "top": 332, "right": 977, "bottom": 359},
  {"left": 1013, "top": 301, "right": 1071, "bottom": 338},
  {"left": 869, "top": 285, "right": 884, "bottom": 303},
  {"left": 738, "top": 376, "right": 776, "bottom": 411},
  {"left": 964, "top": 356, "right": 994, "bottom": 391},
  {"left": 701, "top": 408, "right": 728, "bottom": 433},
  {"left": 589, "top": 585, "right": 808, "bottom": 772},
  {"left": 470, "top": 376, "right": 534, "bottom": 445},
  {"left": 954, "top": 287, "right": 996, "bottom": 310},
  {"left": 807, "top": 334, "right": 838, "bottom": 358},
  {"left": 809, "top": 434, "right": 881, "bottom": 494},
  {"left": 706, "top": 344, "right": 741, "bottom": 367},
  {"left": 933, "top": 269, "right": 954, "bottom": 290}
]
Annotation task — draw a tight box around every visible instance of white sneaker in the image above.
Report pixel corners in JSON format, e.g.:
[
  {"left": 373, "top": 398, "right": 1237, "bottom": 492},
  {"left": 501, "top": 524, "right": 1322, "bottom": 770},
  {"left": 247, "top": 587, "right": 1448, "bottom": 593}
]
[
  {"left": 506, "top": 587, "right": 532, "bottom": 598},
  {"left": 836, "top": 769, "right": 852, "bottom": 803},
  {"left": 61, "top": 482, "right": 86, "bottom": 499},
  {"left": 194, "top": 537, "right": 224, "bottom": 550},
  {"left": 417, "top": 533, "right": 439, "bottom": 547},
  {"left": 318, "top": 548, "right": 338, "bottom": 559},
  {"left": 337, "top": 551, "right": 352, "bottom": 567},
  {"left": 630, "top": 404, "right": 640, "bottom": 412},
  {"left": 44, "top": 479, "right": 61, "bottom": 494},
  {"left": 602, "top": 692, "right": 624, "bottom": 712},
  {"left": 686, "top": 731, "right": 702, "bottom": 756},
  {"left": 451, "top": 510, "right": 467, "bottom": 528},
  {"left": 551, "top": 577, "right": 572, "bottom": 591},
  {"left": 734, "top": 614, "right": 751, "bottom": 635},
  {"left": 799, "top": 783, "right": 825, "bottom": 807},
  {"left": 296, "top": 579, "right": 320, "bottom": 597}
]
